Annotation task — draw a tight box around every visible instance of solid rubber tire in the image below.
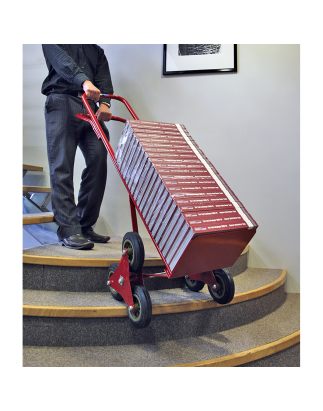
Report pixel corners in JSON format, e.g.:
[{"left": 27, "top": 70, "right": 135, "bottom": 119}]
[
  {"left": 122, "top": 232, "right": 145, "bottom": 272},
  {"left": 107, "top": 263, "right": 123, "bottom": 301},
  {"left": 127, "top": 285, "right": 152, "bottom": 329},
  {"left": 184, "top": 277, "right": 205, "bottom": 292},
  {"left": 208, "top": 268, "right": 235, "bottom": 304}
]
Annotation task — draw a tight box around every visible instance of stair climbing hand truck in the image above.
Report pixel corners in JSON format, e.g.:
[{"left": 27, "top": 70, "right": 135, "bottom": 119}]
[{"left": 76, "top": 94, "right": 258, "bottom": 329}]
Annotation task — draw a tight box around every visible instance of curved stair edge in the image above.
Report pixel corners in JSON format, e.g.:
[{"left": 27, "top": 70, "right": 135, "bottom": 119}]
[
  {"left": 23, "top": 255, "right": 165, "bottom": 267},
  {"left": 170, "top": 330, "right": 300, "bottom": 367},
  {"left": 23, "top": 244, "right": 249, "bottom": 268},
  {"left": 23, "top": 269, "right": 286, "bottom": 318}
]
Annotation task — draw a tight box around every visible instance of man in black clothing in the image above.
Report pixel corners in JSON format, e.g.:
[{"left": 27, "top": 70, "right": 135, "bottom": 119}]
[{"left": 42, "top": 44, "right": 113, "bottom": 250}]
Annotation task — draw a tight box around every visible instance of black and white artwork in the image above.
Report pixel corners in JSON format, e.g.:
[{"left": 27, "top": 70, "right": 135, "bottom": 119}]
[
  {"left": 178, "top": 44, "right": 221, "bottom": 56},
  {"left": 163, "top": 44, "right": 237, "bottom": 75}
]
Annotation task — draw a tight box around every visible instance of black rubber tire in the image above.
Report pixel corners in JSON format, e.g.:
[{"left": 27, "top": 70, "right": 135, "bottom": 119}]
[
  {"left": 184, "top": 277, "right": 205, "bottom": 292},
  {"left": 127, "top": 285, "right": 152, "bottom": 329},
  {"left": 208, "top": 268, "right": 235, "bottom": 304},
  {"left": 107, "top": 263, "right": 123, "bottom": 301},
  {"left": 122, "top": 232, "right": 145, "bottom": 272}
]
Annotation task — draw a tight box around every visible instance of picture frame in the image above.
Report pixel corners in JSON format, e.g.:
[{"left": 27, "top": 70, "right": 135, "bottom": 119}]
[{"left": 163, "top": 44, "right": 237, "bottom": 75}]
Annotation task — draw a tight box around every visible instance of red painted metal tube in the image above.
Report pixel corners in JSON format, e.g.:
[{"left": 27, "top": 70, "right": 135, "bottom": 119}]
[
  {"left": 78, "top": 93, "right": 172, "bottom": 275},
  {"left": 110, "top": 116, "right": 127, "bottom": 123},
  {"left": 129, "top": 196, "right": 139, "bottom": 233},
  {"left": 101, "top": 93, "right": 139, "bottom": 121},
  {"left": 75, "top": 113, "right": 127, "bottom": 123}
]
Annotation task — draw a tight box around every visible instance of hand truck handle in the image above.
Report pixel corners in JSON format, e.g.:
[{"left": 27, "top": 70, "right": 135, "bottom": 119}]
[
  {"left": 76, "top": 93, "right": 140, "bottom": 156},
  {"left": 100, "top": 93, "right": 139, "bottom": 122},
  {"left": 77, "top": 94, "right": 139, "bottom": 123}
]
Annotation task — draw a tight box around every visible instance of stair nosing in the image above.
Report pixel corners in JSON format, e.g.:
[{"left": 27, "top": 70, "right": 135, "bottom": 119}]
[
  {"left": 23, "top": 212, "right": 54, "bottom": 226},
  {"left": 23, "top": 185, "right": 51, "bottom": 193},
  {"left": 170, "top": 330, "right": 300, "bottom": 367},
  {"left": 23, "top": 254, "right": 164, "bottom": 267},
  {"left": 22, "top": 244, "right": 249, "bottom": 267},
  {"left": 23, "top": 164, "right": 43, "bottom": 172},
  {"left": 23, "top": 325, "right": 300, "bottom": 368},
  {"left": 23, "top": 269, "right": 286, "bottom": 318}
]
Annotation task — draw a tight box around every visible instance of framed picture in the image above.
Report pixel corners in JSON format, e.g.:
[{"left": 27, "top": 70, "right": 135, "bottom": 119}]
[{"left": 163, "top": 44, "right": 237, "bottom": 75}]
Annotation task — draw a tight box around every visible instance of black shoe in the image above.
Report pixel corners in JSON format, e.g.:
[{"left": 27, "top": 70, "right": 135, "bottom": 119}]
[
  {"left": 59, "top": 234, "right": 94, "bottom": 250},
  {"left": 82, "top": 230, "right": 110, "bottom": 243}
]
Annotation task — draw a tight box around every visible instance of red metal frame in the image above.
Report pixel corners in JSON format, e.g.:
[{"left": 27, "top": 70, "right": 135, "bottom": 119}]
[
  {"left": 129, "top": 195, "right": 139, "bottom": 233},
  {"left": 76, "top": 94, "right": 172, "bottom": 275},
  {"left": 108, "top": 249, "right": 146, "bottom": 310},
  {"left": 76, "top": 93, "right": 220, "bottom": 307},
  {"left": 108, "top": 250, "right": 134, "bottom": 309},
  {"left": 188, "top": 271, "right": 219, "bottom": 288}
]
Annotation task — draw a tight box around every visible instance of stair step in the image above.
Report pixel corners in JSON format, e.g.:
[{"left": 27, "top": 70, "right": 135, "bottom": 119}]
[
  {"left": 23, "top": 185, "right": 51, "bottom": 193},
  {"left": 22, "top": 231, "right": 299, "bottom": 367},
  {"left": 23, "top": 212, "right": 54, "bottom": 225},
  {"left": 23, "top": 239, "right": 248, "bottom": 292},
  {"left": 23, "top": 236, "right": 164, "bottom": 267},
  {"left": 23, "top": 269, "right": 288, "bottom": 347},
  {"left": 23, "top": 237, "right": 249, "bottom": 267},
  {"left": 23, "top": 164, "right": 43, "bottom": 172},
  {"left": 23, "top": 268, "right": 285, "bottom": 317},
  {"left": 23, "top": 293, "right": 299, "bottom": 367}
]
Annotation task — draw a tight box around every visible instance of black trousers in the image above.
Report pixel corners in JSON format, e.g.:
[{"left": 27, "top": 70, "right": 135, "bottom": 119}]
[{"left": 44, "top": 94, "right": 109, "bottom": 241}]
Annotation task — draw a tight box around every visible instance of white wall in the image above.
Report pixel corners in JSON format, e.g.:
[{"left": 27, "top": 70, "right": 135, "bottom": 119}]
[{"left": 23, "top": 44, "right": 300, "bottom": 292}]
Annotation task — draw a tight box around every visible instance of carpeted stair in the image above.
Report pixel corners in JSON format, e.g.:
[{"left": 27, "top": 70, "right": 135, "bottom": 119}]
[{"left": 23, "top": 237, "right": 300, "bottom": 367}]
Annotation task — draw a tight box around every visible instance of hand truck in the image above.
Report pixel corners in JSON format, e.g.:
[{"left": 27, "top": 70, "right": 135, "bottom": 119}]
[{"left": 76, "top": 94, "right": 257, "bottom": 329}]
